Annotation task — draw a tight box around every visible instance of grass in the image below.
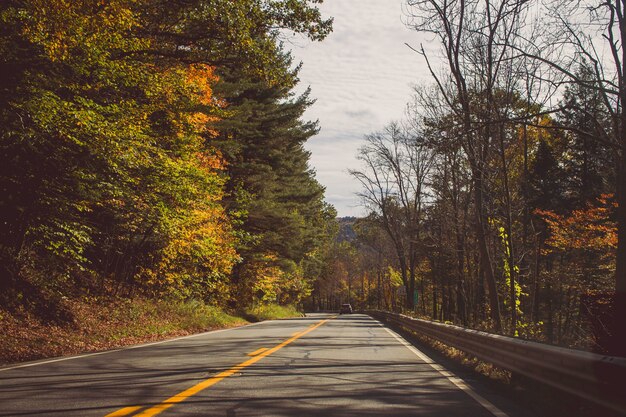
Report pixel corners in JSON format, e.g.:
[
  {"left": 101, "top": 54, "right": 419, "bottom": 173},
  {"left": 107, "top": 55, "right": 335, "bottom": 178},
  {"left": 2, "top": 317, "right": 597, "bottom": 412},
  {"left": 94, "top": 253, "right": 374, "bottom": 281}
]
[
  {"left": 0, "top": 299, "right": 304, "bottom": 366},
  {"left": 0, "top": 297, "right": 247, "bottom": 365},
  {"left": 243, "top": 304, "right": 303, "bottom": 322}
]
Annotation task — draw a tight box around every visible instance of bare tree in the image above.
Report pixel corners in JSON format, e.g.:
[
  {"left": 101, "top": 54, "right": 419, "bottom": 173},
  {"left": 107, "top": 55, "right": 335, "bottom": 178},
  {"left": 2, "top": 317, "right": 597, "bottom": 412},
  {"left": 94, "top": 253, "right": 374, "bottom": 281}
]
[
  {"left": 405, "top": 0, "right": 535, "bottom": 331},
  {"left": 409, "top": 85, "right": 473, "bottom": 324},
  {"left": 350, "top": 122, "right": 434, "bottom": 310},
  {"left": 511, "top": 0, "right": 626, "bottom": 353}
]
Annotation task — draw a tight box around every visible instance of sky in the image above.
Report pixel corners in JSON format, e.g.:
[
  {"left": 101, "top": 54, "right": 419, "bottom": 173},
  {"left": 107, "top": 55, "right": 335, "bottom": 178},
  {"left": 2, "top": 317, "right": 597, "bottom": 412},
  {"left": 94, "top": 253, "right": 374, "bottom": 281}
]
[{"left": 287, "top": 0, "right": 433, "bottom": 217}]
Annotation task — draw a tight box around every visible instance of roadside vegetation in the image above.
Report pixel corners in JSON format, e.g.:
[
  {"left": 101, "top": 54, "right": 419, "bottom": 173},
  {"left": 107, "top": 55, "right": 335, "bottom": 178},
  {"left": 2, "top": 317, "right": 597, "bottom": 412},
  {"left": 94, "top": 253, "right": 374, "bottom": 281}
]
[
  {"left": 0, "top": 0, "right": 336, "bottom": 364},
  {"left": 244, "top": 304, "right": 303, "bottom": 322},
  {"left": 0, "top": 298, "right": 307, "bottom": 365},
  {"left": 313, "top": 1, "right": 626, "bottom": 356}
]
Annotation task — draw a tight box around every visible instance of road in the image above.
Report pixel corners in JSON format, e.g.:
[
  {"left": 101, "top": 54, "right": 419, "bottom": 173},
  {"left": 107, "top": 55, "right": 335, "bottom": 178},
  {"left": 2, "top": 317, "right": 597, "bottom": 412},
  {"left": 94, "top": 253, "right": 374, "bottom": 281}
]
[{"left": 0, "top": 314, "right": 536, "bottom": 417}]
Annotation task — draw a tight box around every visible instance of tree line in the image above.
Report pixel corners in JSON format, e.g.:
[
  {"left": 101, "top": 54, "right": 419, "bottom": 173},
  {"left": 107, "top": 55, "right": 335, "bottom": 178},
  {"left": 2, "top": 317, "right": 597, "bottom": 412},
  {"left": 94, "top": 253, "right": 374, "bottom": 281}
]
[
  {"left": 316, "top": 0, "right": 625, "bottom": 355},
  {"left": 0, "top": 0, "right": 337, "bottom": 317}
]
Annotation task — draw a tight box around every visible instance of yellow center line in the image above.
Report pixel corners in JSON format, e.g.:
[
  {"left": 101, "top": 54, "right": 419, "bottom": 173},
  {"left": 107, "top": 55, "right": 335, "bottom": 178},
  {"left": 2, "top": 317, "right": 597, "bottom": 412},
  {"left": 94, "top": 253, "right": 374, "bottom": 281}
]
[
  {"left": 247, "top": 347, "right": 268, "bottom": 357},
  {"left": 120, "top": 316, "right": 334, "bottom": 417},
  {"left": 105, "top": 406, "right": 143, "bottom": 417}
]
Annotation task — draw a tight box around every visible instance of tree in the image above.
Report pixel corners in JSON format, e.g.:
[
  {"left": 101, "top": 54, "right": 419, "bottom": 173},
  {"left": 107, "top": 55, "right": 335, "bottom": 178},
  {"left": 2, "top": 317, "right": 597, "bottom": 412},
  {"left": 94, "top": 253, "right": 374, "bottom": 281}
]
[
  {"left": 407, "top": 0, "right": 529, "bottom": 331},
  {"left": 213, "top": 61, "right": 336, "bottom": 306},
  {"left": 559, "top": 64, "right": 615, "bottom": 207},
  {"left": 0, "top": 0, "right": 334, "bottom": 313},
  {"left": 351, "top": 122, "right": 433, "bottom": 310},
  {"left": 523, "top": 0, "right": 626, "bottom": 353}
]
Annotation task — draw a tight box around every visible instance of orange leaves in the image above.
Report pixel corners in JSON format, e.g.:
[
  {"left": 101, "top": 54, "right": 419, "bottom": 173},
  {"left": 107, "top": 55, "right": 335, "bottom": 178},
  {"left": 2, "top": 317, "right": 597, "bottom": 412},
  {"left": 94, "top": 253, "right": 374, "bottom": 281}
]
[
  {"left": 185, "top": 64, "right": 219, "bottom": 107},
  {"left": 195, "top": 150, "right": 226, "bottom": 172},
  {"left": 182, "top": 64, "right": 224, "bottom": 134},
  {"left": 126, "top": 61, "right": 235, "bottom": 299},
  {"left": 536, "top": 194, "right": 617, "bottom": 254}
]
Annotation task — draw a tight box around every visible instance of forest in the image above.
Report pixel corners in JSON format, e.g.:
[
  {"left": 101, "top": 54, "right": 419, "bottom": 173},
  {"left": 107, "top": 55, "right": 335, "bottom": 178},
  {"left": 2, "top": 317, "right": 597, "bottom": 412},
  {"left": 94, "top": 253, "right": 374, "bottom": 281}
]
[
  {"left": 0, "top": 0, "right": 338, "bottom": 358},
  {"left": 313, "top": 0, "right": 626, "bottom": 355},
  {"left": 2, "top": 0, "right": 625, "bottom": 363}
]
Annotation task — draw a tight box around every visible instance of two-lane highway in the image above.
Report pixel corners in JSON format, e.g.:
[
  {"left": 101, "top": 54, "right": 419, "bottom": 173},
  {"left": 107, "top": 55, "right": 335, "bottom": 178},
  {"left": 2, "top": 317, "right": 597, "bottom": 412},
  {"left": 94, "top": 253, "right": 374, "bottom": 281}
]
[{"left": 0, "top": 314, "right": 535, "bottom": 416}]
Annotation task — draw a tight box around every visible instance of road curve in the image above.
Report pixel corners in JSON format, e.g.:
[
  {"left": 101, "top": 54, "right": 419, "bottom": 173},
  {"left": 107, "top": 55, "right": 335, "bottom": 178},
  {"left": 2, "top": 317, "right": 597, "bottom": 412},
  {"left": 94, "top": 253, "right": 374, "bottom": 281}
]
[{"left": 0, "top": 313, "right": 536, "bottom": 417}]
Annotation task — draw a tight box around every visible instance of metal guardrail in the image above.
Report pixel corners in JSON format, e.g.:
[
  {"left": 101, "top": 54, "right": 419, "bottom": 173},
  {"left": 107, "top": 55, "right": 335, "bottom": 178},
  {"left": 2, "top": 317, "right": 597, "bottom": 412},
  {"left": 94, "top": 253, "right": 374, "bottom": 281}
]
[{"left": 368, "top": 310, "right": 626, "bottom": 414}]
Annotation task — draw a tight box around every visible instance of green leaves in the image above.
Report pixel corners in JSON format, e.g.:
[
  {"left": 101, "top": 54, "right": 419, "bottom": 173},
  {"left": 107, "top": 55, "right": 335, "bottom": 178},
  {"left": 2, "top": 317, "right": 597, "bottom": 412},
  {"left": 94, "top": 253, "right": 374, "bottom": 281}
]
[{"left": 0, "top": 0, "right": 333, "bottom": 313}]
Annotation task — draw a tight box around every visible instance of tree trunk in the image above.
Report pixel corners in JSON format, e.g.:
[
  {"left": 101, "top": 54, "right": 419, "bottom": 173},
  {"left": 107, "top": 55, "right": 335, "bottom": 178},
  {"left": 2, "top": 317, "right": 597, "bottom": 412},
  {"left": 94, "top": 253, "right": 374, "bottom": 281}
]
[
  {"left": 546, "top": 281, "right": 554, "bottom": 344},
  {"left": 474, "top": 172, "right": 503, "bottom": 332},
  {"left": 377, "top": 265, "right": 382, "bottom": 310},
  {"left": 608, "top": 19, "right": 626, "bottom": 353},
  {"left": 613, "top": 87, "right": 626, "bottom": 356},
  {"left": 432, "top": 267, "right": 439, "bottom": 320},
  {"left": 531, "top": 237, "right": 541, "bottom": 323},
  {"left": 453, "top": 178, "right": 468, "bottom": 325}
]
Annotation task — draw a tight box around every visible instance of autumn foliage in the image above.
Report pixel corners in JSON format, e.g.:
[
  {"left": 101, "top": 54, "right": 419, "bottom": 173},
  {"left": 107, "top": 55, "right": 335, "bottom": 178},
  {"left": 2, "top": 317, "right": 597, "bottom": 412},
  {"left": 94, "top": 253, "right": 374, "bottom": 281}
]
[
  {"left": 0, "top": 0, "right": 335, "bottom": 325},
  {"left": 537, "top": 195, "right": 617, "bottom": 256}
]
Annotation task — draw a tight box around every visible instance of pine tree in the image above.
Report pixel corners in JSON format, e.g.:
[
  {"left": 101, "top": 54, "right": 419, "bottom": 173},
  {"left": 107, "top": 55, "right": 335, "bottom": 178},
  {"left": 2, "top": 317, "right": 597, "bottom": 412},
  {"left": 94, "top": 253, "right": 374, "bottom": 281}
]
[
  {"left": 214, "top": 57, "right": 336, "bottom": 305},
  {"left": 559, "top": 64, "right": 615, "bottom": 206},
  {"left": 528, "top": 139, "right": 566, "bottom": 213}
]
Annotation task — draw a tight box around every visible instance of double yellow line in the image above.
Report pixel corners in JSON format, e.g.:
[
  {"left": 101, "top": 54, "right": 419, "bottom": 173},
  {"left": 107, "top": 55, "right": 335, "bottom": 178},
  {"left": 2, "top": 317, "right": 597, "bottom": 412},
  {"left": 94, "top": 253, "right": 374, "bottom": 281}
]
[{"left": 105, "top": 317, "right": 334, "bottom": 417}]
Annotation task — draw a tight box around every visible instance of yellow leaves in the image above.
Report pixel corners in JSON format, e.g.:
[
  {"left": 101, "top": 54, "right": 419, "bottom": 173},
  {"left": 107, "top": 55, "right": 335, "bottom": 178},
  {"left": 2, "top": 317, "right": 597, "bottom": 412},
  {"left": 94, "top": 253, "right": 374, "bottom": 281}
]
[
  {"left": 98, "top": 45, "right": 231, "bottom": 300},
  {"left": 168, "top": 205, "right": 237, "bottom": 272},
  {"left": 149, "top": 63, "right": 222, "bottom": 136},
  {"left": 19, "top": 0, "right": 140, "bottom": 62},
  {"left": 136, "top": 148, "right": 238, "bottom": 299},
  {"left": 237, "top": 254, "right": 313, "bottom": 305},
  {"left": 517, "top": 115, "right": 554, "bottom": 145},
  {"left": 253, "top": 268, "right": 282, "bottom": 303},
  {"left": 387, "top": 266, "right": 403, "bottom": 288},
  {"left": 238, "top": 253, "right": 284, "bottom": 304}
]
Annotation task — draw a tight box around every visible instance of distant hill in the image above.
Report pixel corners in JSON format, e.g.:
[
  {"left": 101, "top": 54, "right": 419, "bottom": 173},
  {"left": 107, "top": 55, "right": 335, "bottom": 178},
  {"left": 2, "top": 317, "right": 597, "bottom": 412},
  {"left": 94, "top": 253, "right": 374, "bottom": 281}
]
[{"left": 337, "top": 217, "right": 357, "bottom": 242}]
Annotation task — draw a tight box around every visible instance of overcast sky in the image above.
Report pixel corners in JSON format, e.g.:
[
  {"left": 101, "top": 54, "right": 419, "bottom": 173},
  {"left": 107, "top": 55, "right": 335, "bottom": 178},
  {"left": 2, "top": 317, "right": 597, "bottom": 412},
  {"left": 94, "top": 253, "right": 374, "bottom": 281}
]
[{"left": 287, "top": 0, "right": 434, "bottom": 217}]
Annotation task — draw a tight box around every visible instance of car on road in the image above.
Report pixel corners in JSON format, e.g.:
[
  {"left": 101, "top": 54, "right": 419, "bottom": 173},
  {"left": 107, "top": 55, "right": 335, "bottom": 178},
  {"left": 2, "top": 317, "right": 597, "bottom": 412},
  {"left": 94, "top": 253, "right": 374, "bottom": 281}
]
[{"left": 339, "top": 303, "right": 353, "bottom": 314}]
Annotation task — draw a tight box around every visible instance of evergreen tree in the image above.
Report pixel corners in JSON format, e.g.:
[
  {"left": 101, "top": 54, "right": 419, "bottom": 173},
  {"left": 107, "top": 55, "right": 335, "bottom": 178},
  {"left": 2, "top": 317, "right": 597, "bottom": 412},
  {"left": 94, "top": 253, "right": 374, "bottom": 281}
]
[
  {"left": 559, "top": 64, "right": 615, "bottom": 206},
  {"left": 528, "top": 139, "right": 566, "bottom": 213},
  {"left": 214, "top": 60, "right": 336, "bottom": 305}
]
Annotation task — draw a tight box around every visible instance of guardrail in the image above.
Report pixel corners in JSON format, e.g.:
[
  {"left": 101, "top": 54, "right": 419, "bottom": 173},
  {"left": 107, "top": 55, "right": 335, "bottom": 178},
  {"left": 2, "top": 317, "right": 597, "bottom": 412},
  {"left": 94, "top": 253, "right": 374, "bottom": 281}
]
[{"left": 368, "top": 310, "right": 626, "bottom": 414}]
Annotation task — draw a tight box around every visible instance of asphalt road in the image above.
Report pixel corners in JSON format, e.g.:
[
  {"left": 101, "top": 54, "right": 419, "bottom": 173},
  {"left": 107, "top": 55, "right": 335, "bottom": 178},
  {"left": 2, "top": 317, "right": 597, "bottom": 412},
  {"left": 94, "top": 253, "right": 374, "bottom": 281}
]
[{"left": 0, "top": 313, "right": 537, "bottom": 417}]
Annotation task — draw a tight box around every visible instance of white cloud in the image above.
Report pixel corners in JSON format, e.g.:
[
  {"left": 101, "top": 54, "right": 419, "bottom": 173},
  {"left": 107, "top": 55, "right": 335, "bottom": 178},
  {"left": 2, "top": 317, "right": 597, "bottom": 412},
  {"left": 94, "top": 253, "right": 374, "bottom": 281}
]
[{"left": 288, "top": 0, "right": 437, "bottom": 216}]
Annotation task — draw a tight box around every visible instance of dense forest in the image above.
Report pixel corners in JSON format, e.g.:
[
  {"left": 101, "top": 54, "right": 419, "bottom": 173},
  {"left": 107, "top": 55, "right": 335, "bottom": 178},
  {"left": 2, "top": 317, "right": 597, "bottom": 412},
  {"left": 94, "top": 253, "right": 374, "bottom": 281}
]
[
  {"left": 314, "top": 0, "right": 626, "bottom": 355},
  {"left": 0, "top": 0, "right": 337, "bottom": 329}
]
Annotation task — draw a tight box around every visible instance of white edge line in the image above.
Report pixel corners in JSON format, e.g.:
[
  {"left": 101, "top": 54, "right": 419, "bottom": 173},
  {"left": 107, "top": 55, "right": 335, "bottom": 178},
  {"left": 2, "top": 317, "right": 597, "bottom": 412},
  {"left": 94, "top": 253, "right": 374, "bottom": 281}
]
[
  {"left": 378, "top": 321, "right": 510, "bottom": 417},
  {"left": 0, "top": 321, "right": 265, "bottom": 372}
]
